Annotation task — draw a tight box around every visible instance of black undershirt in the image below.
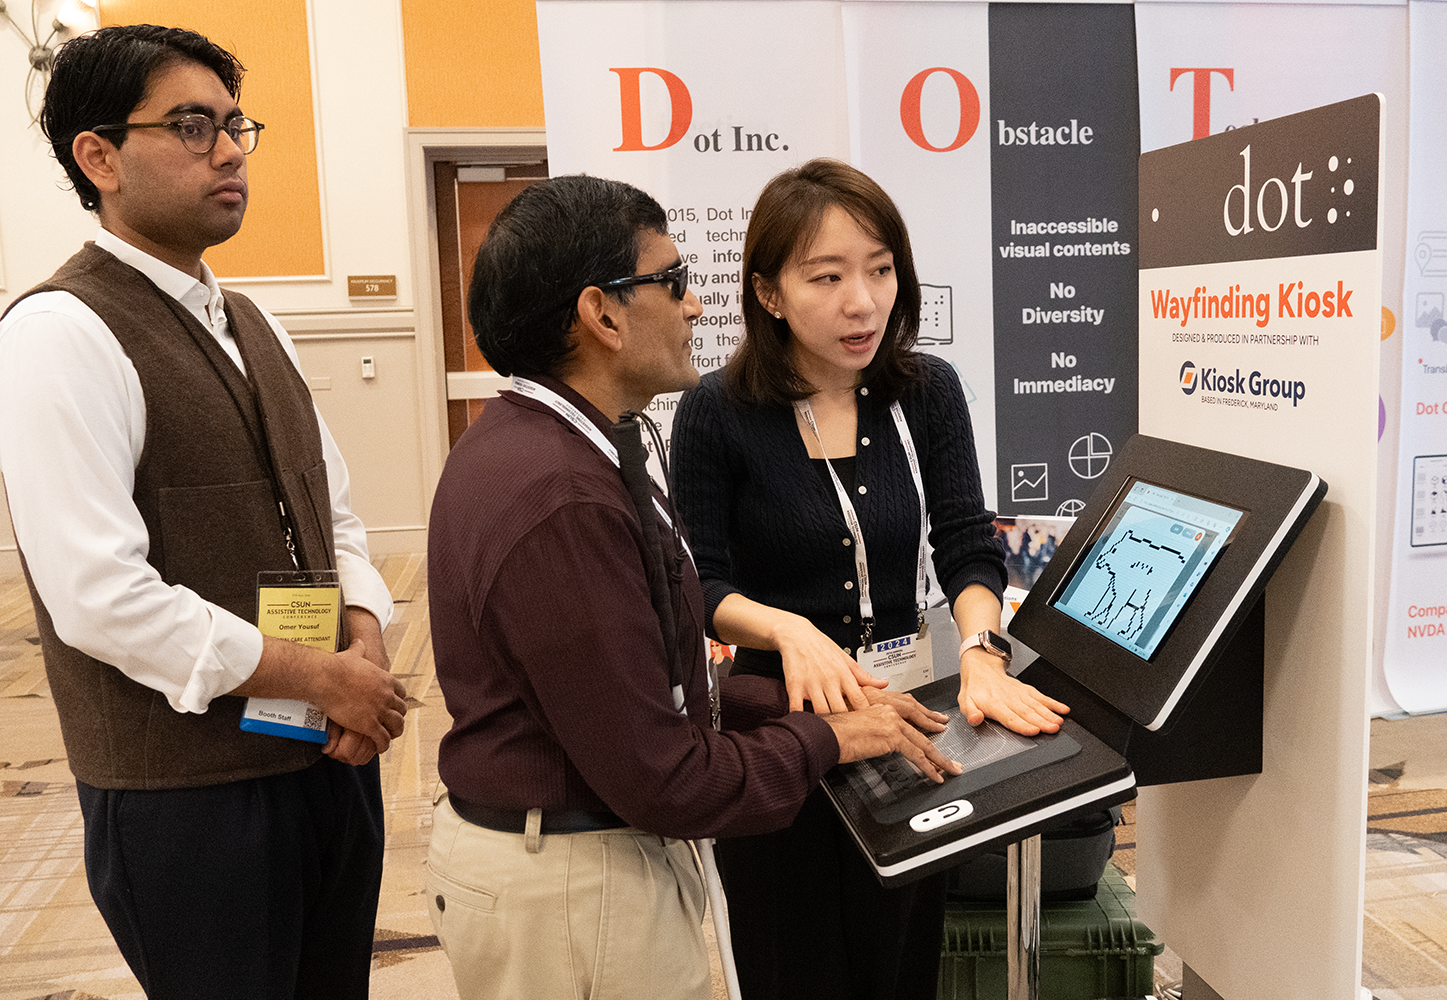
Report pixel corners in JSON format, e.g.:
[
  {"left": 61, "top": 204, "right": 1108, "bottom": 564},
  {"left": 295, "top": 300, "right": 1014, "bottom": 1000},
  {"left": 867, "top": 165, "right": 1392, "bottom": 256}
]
[{"left": 811, "top": 455, "right": 856, "bottom": 492}]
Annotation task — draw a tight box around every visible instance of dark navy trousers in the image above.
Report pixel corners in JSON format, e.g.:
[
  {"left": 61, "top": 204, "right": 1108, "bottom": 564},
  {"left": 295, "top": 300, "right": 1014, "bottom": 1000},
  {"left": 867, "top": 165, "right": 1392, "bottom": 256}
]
[{"left": 77, "top": 756, "right": 384, "bottom": 1000}]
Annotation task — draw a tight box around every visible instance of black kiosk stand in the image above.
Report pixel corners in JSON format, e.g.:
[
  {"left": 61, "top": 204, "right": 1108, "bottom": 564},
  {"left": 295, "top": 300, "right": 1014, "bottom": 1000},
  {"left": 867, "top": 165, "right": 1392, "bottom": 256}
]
[{"left": 823, "top": 434, "right": 1327, "bottom": 999}]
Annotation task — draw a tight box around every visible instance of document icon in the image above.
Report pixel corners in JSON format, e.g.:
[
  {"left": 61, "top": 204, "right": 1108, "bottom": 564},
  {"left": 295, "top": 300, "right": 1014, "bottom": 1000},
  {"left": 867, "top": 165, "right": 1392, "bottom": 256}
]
[
  {"left": 918, "top": 284, "right": 954, "bottom": 346},
  {"left": 1011, "top": 463, "right": 1049, "bottom": 503}
]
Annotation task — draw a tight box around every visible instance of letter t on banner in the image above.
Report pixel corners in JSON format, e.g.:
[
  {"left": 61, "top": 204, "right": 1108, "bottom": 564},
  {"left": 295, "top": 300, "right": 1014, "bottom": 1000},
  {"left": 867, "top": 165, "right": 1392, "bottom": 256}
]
[{"left": 1169, "top": 67, "right": 1234, "bottom": 140}]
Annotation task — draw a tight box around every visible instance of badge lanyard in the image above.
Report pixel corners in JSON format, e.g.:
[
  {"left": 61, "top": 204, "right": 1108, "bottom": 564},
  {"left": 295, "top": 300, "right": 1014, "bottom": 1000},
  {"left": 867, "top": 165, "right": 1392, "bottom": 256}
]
[
  {"left": 794, "top": 397, "right": 929, "bottom": 652},
  {"left": 511, "top": 377, "right": 716, "bottom": 727},
  {"left": 512, "top": 378, "right": 694, "bottom": 564}
]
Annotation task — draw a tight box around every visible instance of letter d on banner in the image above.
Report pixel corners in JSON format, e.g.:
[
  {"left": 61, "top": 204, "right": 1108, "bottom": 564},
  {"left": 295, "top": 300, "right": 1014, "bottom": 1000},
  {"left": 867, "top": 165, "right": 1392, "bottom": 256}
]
[
  {"left": 900, "top": 67, "right": 980, "bottom": 152},
  {"left": 611, "top": 67, "right": 693, "bottom": 151}
]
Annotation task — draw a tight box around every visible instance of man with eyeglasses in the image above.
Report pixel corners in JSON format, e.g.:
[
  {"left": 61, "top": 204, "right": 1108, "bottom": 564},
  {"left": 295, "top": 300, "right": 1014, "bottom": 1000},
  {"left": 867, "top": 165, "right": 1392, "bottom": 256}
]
[
  {"left": 425, "top": 175, "right": 958, "bottom": 998},
  {"left": 0, "top": 24, "right": 405, "bottom": 999}
]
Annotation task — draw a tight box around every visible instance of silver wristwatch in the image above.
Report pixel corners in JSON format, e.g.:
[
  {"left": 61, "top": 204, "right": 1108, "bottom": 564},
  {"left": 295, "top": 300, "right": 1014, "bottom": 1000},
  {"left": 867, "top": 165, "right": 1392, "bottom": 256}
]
[{"left": 959, "top": 629, "right": 1013, "bottom": 663}]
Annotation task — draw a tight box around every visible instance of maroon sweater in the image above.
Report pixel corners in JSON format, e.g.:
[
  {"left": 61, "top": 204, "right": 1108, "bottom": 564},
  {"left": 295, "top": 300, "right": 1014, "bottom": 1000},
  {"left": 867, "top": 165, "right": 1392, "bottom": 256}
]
[{"left": 428, "top": 378, "right": 839, "bottom": 840}]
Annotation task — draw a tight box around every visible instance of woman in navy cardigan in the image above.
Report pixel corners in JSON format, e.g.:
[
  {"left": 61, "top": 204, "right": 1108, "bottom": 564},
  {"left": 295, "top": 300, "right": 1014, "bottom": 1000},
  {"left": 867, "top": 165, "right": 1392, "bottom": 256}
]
[{"left": 672, "top": 160, "right": 1069, "bottom": 1000}]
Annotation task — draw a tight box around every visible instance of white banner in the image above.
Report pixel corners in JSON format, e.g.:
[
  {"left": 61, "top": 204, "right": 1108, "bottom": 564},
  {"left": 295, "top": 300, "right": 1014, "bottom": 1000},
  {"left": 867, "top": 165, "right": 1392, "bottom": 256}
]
[
  {"left": 536, "top": 1, "right": 1141, "bottom": 514},
  {"left": 1135, "top": 0, "right": 1410, "bottom": 712},
  {"left": 843, "top": 3, "right": 998, "bottom": 497},
  {"left": 536, "top": 0, "right": 847, "bottom": 469},
  {"left": 1382, "top": 0, "right": 1447, "bottom": 712}
]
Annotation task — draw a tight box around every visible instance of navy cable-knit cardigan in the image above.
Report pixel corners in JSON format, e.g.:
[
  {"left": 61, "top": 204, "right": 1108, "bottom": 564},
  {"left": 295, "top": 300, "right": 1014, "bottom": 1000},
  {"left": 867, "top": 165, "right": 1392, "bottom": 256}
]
[{"left": 672, "top": 354, "right": 1007, "bottom": 680}]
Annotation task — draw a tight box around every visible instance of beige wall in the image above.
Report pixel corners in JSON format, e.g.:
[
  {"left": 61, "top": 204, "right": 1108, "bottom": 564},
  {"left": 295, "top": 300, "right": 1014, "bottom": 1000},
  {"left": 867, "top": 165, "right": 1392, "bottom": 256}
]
[
  {"left": 101, "top": 0, "right": 329, "bottom": 279},
  {"left": 0, "top": 0, "right": 550, "bottom": 571},
  {"left": 283, "top": 312, "right": 430, "bottom": 554}
]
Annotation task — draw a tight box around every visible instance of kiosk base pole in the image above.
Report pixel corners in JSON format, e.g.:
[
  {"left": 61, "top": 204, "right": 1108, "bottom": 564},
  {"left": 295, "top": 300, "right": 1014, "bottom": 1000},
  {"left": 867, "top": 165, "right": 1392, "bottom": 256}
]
[{"left": 1007, "top": 834, "right": 1042, "bottom": 1000}]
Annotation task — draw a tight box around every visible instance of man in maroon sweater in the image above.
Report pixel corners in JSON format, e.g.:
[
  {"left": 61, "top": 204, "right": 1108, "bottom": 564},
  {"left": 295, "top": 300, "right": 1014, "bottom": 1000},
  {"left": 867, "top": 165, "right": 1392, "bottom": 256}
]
[{"left": 425, "top": 175, "right": 959, "bottom": 999}]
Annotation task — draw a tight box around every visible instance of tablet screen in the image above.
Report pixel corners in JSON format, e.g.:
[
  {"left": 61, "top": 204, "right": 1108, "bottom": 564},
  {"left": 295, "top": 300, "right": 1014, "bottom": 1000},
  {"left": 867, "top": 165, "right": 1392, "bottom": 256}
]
[{"left": 1050, "top": 480, "right": 1246, "bottom": 661}]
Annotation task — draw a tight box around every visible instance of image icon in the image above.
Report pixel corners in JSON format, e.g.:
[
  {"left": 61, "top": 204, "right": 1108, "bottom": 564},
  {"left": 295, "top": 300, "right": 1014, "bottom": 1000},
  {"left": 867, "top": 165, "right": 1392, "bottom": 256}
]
[
  {"left": 1418, "top": 293, "right": 1446, "bottom": 344},
  {"left": 1011, "top": 463, "right": 1049, "bottom": 503}
]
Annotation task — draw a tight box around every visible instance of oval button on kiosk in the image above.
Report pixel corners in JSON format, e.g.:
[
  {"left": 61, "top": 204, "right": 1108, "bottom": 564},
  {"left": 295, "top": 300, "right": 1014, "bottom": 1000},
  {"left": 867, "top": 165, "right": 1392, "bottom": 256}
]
[{"left": 910, "top": 800, "right": 973, "bottom": 833}]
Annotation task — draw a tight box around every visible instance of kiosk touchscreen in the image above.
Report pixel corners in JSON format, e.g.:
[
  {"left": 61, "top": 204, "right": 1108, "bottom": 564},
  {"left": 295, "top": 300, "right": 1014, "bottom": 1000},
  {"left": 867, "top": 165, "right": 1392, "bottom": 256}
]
[
  {"left": 1010, "top": 436, "right": 1325, "bottom": 730},
  {"left": 1050, "top": 481, "right": 1243, "bottom": 663},
  {"left": 824, "top": 434, "right": 1326, "bottom": 885}
]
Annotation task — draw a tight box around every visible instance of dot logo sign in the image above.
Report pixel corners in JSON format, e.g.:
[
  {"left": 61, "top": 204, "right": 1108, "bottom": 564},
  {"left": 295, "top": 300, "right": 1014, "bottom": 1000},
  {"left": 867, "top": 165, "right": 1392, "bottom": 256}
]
[{"left": 1179, "top": 361, "right": 1199, "bottom": 395}]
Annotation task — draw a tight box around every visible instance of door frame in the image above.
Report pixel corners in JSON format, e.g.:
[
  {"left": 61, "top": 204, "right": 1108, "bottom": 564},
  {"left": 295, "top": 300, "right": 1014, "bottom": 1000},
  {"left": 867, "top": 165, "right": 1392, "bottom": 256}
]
[{"left": 403, "top": 127, "right": 547, "bottom": 502}]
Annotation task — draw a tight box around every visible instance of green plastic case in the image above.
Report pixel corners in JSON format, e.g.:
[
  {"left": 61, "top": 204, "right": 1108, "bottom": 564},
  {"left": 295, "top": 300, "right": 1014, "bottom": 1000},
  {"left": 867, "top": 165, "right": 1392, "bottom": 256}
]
[{"left": 938, "top": 865, "right": 1163, "bottom": 1000}]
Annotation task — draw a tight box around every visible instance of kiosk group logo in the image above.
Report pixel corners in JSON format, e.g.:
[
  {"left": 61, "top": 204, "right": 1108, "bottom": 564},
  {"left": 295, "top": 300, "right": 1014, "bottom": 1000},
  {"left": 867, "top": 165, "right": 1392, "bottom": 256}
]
[
  {"left": 1180, "top": 361, "right": 1199, "bottom": 394},
  {"left": 1175, "top": 360, "right": 1309, "bottom": 408}
]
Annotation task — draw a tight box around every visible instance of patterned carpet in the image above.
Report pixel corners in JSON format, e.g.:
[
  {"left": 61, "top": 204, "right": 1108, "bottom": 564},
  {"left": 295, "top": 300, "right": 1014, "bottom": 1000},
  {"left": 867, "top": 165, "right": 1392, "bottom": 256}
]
[
  {"left": 1107, "top": 726, "right": 1447, "bottom": 999},
  {"left": 1361, "top": 732, "right": 1447, "bottom": 1000},
  {"left": 0, "top": 555, "right": 462, "bottom": 1000},
  {"left": 2, "top": 558, "right": 1446, "bottom": 999}
]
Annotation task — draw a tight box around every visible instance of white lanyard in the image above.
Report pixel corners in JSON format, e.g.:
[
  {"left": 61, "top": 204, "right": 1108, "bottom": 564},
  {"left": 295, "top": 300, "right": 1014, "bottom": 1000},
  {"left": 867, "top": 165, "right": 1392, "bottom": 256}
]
[
  {"left": 511, "top": 377, "right": 693, "bottom": 565},
  {"left": 511, "top": 377, "right": 716, "bottom": 725},
  {"left": 795, "top": 396, "right": 929, "bottom": 649}
]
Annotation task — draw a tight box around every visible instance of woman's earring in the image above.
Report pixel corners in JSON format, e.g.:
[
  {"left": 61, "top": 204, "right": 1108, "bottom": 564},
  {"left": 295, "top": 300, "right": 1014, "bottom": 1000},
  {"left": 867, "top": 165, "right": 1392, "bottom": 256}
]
[{"left": 774, "top": 311, "right": 782, "bottom": 319}]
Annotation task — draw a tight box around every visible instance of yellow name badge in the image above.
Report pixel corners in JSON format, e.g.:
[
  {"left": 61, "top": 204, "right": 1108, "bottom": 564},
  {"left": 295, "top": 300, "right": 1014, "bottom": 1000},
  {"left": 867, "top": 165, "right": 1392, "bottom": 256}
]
[
  {"left": 241, "top": 571, "right": 341, "bottom": 744},
  {"left": 256, "top": 585, "right": 341, "bottom": 649}
]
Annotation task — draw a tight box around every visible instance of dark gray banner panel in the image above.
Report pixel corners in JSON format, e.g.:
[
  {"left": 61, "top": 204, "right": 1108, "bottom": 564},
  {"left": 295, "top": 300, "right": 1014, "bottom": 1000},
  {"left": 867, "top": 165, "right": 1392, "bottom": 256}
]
[{"left": 989, "top": 3, "right": 1140, "bottom": 517}]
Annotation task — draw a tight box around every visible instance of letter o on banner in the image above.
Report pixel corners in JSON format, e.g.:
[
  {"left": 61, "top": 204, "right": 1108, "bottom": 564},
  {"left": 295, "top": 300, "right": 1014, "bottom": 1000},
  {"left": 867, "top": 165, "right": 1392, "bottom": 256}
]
[
  {"left": 1256, "top": 176, "right": 1288, "bottom": 233},
  {"left": 900, "top": 67, "right": 980, "bottom": 152}
]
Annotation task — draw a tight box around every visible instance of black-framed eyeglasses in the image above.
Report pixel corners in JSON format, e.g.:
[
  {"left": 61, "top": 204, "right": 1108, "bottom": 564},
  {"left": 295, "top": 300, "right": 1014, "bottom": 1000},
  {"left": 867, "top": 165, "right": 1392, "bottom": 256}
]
[
  {"left": 597, "top": 263, "right": 689, "bottom": 301},
  {"left": 93, "top": 114, "right": 266, "bottom": 155}
]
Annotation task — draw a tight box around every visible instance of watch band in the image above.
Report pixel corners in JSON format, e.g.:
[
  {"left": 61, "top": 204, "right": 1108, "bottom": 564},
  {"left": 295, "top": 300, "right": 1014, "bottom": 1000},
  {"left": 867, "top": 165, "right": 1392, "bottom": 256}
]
[{"left": 959, "top": 629, "right": 1013, "bottom": 663}]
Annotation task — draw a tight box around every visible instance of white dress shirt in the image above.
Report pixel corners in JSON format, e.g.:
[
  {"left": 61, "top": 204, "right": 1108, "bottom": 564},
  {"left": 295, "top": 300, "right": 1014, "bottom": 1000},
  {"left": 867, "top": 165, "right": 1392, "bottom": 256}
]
[{"left": 0, "top": 228, "right": 393, "bottom": 713}]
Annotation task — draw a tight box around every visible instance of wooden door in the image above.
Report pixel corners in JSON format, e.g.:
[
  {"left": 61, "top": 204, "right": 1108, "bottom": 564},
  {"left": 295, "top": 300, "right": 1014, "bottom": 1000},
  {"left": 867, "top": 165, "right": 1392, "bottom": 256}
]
[{"left": 435, "top": 161, "right": 547, "bottom": 448}]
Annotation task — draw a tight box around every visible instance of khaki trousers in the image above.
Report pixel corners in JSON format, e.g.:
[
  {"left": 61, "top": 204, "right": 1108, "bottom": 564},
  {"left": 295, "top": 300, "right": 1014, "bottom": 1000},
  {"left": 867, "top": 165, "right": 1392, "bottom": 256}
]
[{"left": 426, "top": 792, "right": 712, "bottom": 1000}]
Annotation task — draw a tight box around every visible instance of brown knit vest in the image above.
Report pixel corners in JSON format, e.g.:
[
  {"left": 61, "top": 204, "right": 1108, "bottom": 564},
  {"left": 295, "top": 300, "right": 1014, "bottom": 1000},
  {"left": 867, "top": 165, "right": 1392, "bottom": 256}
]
[{"left": 5, "top": 243, "right": 348, "bottom": 789}]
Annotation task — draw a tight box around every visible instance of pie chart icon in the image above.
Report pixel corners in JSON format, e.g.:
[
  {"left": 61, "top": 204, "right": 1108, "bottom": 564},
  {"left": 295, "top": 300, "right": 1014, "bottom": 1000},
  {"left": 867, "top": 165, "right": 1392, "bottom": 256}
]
[{"left": 1069, "top": 433, "right": 1113, "bottom": 480}]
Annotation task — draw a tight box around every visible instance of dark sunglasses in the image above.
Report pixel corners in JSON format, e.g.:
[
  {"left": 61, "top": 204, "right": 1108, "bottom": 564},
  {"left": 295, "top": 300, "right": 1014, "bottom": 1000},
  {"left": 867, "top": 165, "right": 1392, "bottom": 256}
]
[{"left": 597, "top": 263, "right": 689, "bottom": 300}]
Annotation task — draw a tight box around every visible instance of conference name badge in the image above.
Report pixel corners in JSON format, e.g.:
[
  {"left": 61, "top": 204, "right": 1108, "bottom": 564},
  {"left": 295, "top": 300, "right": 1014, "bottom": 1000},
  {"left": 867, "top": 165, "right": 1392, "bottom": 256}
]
[
  {"left": 856, "top": 629, "right": 933, "bottom": 694},
  {"left": 241, "top": 570, "right": 341, "bottom": 744}
]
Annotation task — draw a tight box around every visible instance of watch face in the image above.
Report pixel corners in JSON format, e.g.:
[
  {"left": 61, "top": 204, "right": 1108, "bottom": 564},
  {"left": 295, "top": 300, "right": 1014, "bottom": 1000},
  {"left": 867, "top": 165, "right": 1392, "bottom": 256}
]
[
  {"left": 962, "top": 630, "right": 1012, "bottom": 661},
  {"left": 984, "top": 631, "right": 1012, "bottom": 658}
]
